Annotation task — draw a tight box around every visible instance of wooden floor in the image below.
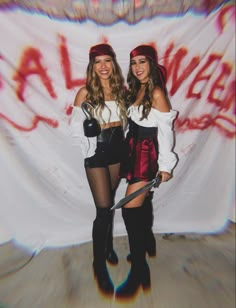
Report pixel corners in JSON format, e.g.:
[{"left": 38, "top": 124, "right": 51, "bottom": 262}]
[{"left": 0, "top": 222, "right": 235, "bottom": 308}]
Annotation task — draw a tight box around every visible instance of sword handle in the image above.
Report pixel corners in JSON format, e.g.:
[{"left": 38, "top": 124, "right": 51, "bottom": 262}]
[{"left": 154, "top": 173, "right": 162, "bottom": 188}]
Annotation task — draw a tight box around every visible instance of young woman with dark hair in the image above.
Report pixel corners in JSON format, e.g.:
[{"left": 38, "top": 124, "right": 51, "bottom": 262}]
[{"left": 116, "top": 45, "right": 177, "bottom": 298}]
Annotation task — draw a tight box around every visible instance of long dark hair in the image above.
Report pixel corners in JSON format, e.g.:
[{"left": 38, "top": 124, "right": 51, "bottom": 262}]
[{"left": 126, "top": 57, "right": 167, "bottom": 120}]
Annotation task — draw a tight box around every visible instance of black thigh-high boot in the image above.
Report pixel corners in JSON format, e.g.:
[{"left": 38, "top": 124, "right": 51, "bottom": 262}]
[
  {"left": 126, "top": 192, "right": 156, "bottom": 262},
  {"left": 92, "top": 208, "right": 114, "bottom": 295},
  {"left": 116, "top": 207, "right": 151, "bottom": 298},
  {"left": 144, "top": 191, "right": 156, "bottom": 257},
  {"left": 106, "top": 210, "right": 119, "bottom": 265}
]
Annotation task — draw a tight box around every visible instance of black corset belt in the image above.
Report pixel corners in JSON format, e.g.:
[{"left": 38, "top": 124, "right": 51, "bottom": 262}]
[{"left": 128, "top": 119, "right": 157, "bottom": 139}]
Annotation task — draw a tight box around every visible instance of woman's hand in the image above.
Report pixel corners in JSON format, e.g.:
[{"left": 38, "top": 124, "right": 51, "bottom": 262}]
[{"left": 157, "top": 171, "right": 171, "bottom": 182}]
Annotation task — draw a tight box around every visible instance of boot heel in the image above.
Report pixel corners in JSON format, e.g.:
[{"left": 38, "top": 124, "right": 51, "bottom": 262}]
[
  {"left": 146, "top": 247, "right": 156, "bottom": 257},
  {"left": 146, "top": 232, "right": 156, "bottom": 257},
  {"left": 141, "top": 262, "right": 151, "bottom": 290},
  {"left": 93, "top": 263, "right": 114, "bottom": 295},
  {"left": 141, "top": 275, "right": 151, "bottom": 290},
  {"left": 92, "top": 262, "right": 97, "bottom": 278},
  {"left": 106, "top": 249, "right": 119, "bottom": 265}
]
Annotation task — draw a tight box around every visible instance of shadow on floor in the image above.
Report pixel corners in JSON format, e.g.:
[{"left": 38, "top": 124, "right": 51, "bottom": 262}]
[{"left": 0, "top": 222, "right": 235, "bottom": 308}]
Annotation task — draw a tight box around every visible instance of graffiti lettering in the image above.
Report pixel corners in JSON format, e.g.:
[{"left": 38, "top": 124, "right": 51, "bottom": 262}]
[
  {"left": 217, "top": 4, "right": 236, "bottom": 33},
  {"left": 164, "top": 43, "right": 200, "bottom": 96},
  {"left": 13, "top": 47, "right": 57, "bottom": 102},
  {"left": 0, "top": 35, "right": 235, "bottom": 137},
  {"left": 163, "top": 43, "right": 235, "bottom": 115},
  {"left": 208, "top": 63, "right": 234, "bottom": 112},
  {"left": 59, "top": 35, "right": 86, "bottom": 89},
  {"left": 187, "top": 54, "right": 223, "bottom": 100}
]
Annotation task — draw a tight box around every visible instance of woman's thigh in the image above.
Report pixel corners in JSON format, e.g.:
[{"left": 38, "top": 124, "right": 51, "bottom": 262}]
[
  {"left": 85, "top": 166, "right": 113, "bottom": 208},
  {"left": 124, "top": 181, "right": 150, "bottom": 208}
]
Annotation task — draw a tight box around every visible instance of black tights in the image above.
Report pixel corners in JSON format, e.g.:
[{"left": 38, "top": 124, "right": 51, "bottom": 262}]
[
  {"left": 87, "top": 163, "right": 120, "bottom": 268},
  {"left": 85, "top": 163, "right": 121, "bottom": 209}
]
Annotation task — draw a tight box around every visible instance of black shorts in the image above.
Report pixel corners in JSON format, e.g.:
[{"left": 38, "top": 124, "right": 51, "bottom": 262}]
[{"left": 84, "top": 126, "right": 126, "bottom": 168}]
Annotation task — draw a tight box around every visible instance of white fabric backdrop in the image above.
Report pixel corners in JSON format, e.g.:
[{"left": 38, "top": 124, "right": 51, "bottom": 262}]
[{"left": 0, "top": 3, "right": 235, "bottom": 252}]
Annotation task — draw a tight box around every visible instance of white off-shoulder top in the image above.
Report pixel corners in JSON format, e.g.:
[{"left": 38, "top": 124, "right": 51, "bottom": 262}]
[
  {"left": 69, "top": 101, "right": 121, "bottom": 158},
  {"left": 95, "top": 101, "right": 120, "bottom": 124},
  {"left": 128, "top": 105, "right": 178, "bottom": 173}
]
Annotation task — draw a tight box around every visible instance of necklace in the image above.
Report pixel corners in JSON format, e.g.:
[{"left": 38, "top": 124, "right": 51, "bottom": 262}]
[{"left": 140, "top": 79, "right": 150, "bottom": 86}]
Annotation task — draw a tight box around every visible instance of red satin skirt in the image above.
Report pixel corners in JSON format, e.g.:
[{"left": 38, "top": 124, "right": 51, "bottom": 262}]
[{"left": 120, "top": 120, "right": 159, "bottom": 183}]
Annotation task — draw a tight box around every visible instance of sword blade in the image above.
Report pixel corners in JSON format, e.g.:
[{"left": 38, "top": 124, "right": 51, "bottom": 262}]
[{"left": 111, "top": 174, "right": 162, "bottom": 210}]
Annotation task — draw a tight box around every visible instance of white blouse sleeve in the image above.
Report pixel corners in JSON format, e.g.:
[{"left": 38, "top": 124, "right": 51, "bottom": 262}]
[
  {"left": 69, "top": 106, "right": 96, "bottom": 158},
  {"left": 155, "top": 109, "right": 178, "bottom": 173}
]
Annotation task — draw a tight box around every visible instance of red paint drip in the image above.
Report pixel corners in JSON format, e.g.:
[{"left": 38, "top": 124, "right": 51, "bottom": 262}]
[
  {"left": 66, "top": 105, "right": 73, "bottom": 115},
  {"left": 0, "top": 112, "right": 58, "bottom": 131},
  {"left": 176, "top": 114, "right": 236, "bottom": 139}
]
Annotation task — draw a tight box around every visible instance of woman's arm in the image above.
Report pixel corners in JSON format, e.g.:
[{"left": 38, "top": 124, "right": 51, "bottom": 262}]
[
  {"left": 151, "top": 87, "right": 177, "bottom": 182},
  {"left": 74, "top": 87, "right": 88, "bottom": 107},
  {"left": 69, "top": 87, "right": 96, "bottom": 158}
]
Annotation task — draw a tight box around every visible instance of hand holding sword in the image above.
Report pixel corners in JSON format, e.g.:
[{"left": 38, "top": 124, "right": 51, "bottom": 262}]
[{"left": 111, "top": 173, "right": 162, "bottom": 210}]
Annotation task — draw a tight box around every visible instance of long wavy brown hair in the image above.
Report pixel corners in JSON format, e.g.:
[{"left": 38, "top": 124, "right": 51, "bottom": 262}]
[
  {"left": 85, "top": 57, "right": 127, "bottom": 128},
  {"left": 126, "top": 57, "right": 167, "bottom": 120}
]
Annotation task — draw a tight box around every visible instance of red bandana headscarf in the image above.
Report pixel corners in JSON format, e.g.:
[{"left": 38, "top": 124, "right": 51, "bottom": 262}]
[
  {"left": 130, "top": 45, "right": 158, "bottom": 64},
  {"left": 130, "top": 45, "right": 167, "bottom": 88},
  {"left": 89, "top": 43, "right": 116, "bottom": 61}
]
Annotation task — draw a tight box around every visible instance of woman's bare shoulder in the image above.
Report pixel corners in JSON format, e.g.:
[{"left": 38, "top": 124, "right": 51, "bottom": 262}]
[
  {"left": 74, "top": 87, "right": 88, "bottom": 107},
  {"left": 152, "top": 87, "right": 170, "bottom": 112}
]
